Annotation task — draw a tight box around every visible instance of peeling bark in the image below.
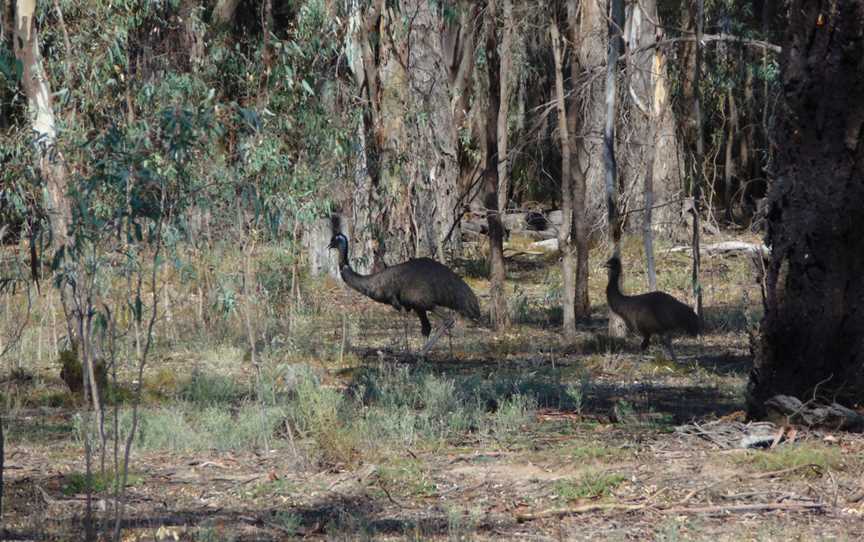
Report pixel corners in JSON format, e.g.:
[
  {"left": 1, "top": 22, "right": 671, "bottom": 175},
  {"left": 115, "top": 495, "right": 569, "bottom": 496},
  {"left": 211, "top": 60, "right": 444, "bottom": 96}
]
[{"left": 13, "top": 0, "right": 73, "bottom": 250}]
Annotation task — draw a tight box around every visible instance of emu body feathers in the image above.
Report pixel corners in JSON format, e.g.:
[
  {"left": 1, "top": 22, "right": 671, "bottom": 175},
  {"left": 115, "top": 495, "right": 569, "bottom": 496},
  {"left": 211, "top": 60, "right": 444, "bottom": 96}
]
[
  {"left": 605, "top": 256, "right": 699, "bottom": 360},
  {"left": 329, "top": 233, "right": 480, "bottom": 353}
]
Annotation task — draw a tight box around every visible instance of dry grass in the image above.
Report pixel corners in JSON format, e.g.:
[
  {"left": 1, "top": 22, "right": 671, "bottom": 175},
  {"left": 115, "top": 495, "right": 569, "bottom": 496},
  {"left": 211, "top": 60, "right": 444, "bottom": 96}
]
[{"left": 3, "top": 233, "right": 863, "bottom": 540}]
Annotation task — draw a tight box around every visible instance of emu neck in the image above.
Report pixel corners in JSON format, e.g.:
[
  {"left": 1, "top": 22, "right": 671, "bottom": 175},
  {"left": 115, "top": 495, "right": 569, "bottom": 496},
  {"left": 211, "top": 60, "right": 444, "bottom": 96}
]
[
  {"left": 336, "top": 247, "right": 382, "bottom": 301},
  {"left": 606, "top": 267, "right": 627, "bottom": 311}
]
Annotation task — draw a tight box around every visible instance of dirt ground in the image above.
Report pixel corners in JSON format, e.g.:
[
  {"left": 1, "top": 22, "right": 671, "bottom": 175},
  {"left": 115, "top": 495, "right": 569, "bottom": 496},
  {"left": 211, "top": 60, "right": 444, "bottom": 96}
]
[{"left": 4, "top": 235, "right": 864, "bottom": 540}]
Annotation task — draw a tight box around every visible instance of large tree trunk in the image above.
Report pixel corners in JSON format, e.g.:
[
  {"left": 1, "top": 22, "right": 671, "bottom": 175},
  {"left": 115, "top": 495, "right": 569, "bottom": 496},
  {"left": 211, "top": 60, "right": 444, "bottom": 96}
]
[
  {"left": 747, "top": 0, "right": 864, "bottom": 417},
  {"left": 574, "top": 0, "right": 608, "bottom": 238},
  {"left": 13, "top": 0, "right": 73, "bottom": 251},
  {"left": 346, "top": 0, "right": 462, "bottom": 270},
  {"left": 483, "top": 0, "right": 510, "bottom": 329},
  {"left": 623, "top": 0, "right": 680, "bottom": 244}
]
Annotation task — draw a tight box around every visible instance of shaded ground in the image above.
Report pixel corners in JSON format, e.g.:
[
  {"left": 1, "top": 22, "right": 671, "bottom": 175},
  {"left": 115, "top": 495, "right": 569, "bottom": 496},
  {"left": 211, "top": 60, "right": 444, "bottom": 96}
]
[{"left": 4, "top": 235, "right": 864, "bottom": 540}]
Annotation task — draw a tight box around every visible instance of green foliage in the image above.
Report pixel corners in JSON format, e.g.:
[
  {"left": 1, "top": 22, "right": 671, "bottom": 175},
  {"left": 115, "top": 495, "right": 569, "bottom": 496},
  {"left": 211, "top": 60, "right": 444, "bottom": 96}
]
[
  {"left": 554, "top": 470, "right": 626, "bottom": 501},
  {"left": 62, "top": 470, "right": 143, "bottom": 496}
]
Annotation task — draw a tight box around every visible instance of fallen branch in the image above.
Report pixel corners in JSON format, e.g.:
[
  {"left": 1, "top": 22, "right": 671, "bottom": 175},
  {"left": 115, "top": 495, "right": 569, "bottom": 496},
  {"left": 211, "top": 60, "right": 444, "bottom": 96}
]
[
  {"left": 670, "top": 241, "right": 770, "bottom": 258},
  {"left": 661, "top": 501, "right": 825, "bottom": 515},
  {"left": 515, "top": 498, "right": 827, "bottom": 522},
  {"left": 765, "top": 395, "right": 864, "bottom": 432},
  {"left": 515, "top": 503, "right": 647, "bottom": 522}
]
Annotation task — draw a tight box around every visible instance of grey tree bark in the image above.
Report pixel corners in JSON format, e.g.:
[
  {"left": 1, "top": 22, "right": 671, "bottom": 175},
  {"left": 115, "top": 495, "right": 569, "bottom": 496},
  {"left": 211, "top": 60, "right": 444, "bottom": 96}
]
[{"left": 345, "top": 0, "right": 462, "bottom": 270}]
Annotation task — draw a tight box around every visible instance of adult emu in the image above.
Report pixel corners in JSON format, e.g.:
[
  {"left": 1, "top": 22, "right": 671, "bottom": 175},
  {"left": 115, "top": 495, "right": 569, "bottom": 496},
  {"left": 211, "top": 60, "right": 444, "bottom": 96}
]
[
  {"left": 604, "top": 256, "right": 699, "bottom": 361},
  {"left": 328, "top": 233, "right": 481, "bottom": 354}
]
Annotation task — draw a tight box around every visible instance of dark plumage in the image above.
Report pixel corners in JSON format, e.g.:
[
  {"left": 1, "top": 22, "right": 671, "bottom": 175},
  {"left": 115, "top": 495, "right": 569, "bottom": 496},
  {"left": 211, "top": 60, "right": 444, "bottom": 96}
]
[
  {"left": 604, "top": 256, "right": 699, "bottom": 361},
  {"left": 328, "top": 233, "right": 481, "bottom": 353}
]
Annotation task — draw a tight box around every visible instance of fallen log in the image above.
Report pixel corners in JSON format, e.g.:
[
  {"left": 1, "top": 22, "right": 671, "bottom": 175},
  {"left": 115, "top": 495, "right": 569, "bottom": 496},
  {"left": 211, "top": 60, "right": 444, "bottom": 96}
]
[{"left": 669, "top": 241, "right": 770, "bottom": 258}]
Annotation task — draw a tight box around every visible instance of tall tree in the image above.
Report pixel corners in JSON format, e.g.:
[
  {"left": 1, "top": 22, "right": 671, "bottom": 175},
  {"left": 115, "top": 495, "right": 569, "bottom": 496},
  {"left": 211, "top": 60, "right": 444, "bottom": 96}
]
[
  {"left": 496, "top": 0, "right": 514, "bottom": 213},
  {"left": 13, "top": 0, "right": 73, "bottom": 251},
  {"left": 604, "top": 0, "right": 626, "bottom": 337},
  {"left": 551, "top": 15, "right": 577, "bottom": 341},
  {"left": 690, "top": 0, "right": 705, "bottom": 320},
  {"left": 747, "top": 0, "right": 864, "bottom": 416},
  {"left": 483, "top": 0, "right": 510, "bottom": 329},
  {"left": 566, "top": 1, "right": 590, "bottom": 324}
]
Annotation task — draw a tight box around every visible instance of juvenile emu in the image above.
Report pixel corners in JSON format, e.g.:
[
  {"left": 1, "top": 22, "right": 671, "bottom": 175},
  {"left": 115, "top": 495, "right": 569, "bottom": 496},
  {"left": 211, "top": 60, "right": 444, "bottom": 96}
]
[
  {"left": 604, "top": 256, "right": 699, "bottom": 361},
  {"left": 328, "top": 233, "right": 481, "bottom": 354}
]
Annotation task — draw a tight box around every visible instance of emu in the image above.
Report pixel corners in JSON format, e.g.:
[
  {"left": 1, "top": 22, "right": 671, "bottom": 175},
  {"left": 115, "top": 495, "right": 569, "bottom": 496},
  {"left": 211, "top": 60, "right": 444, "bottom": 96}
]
[
  {"left": 328, "top": 233, "right": 481, "bottom": 354},
  {"left": 604, "top": 256, "right": 699, "bottom": 361}
]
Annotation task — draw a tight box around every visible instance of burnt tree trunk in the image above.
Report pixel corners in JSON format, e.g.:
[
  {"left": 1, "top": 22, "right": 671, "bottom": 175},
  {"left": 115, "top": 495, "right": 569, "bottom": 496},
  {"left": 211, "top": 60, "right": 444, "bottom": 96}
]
[{"left": 747, "top": 0, "right": 864, "bottom": 417}]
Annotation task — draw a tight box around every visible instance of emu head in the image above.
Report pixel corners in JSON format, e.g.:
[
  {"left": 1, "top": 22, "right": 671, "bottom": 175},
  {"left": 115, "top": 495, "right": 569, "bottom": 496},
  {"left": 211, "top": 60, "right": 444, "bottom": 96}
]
[
  {"left": 328, "top": 232, "right": 348, "bottom": 252},
  {"left": 603, "top": 256, "right": 622, "bottom": 274}
]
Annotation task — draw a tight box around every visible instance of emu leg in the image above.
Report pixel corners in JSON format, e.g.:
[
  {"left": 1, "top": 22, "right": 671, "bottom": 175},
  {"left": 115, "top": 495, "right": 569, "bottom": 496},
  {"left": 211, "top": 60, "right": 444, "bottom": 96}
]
[
  {"left": 640, "top": 335, "right": 651, "bottom": 351},
  {"left": 416, "top": 309, "right": 432, "bottom": 337},
  {"left": 420, "top": 309, "right": 455, "bottom": 356},
  {"left": 661, "top": 336, "right": 678, "bottom": 362}
]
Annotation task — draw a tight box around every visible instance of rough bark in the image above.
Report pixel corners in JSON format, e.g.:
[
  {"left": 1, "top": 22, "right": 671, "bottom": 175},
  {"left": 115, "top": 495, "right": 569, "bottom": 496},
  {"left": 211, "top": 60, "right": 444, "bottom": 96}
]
[
  {"left": 573, "top": 0, "right": 607, "bottom": 235},
  {"left": 346, "top": 0, "right": 462, "bottom": 270},
  {"left": 604, "top": 0, "right": 626, "bottom": 337},
  {"left": 13, "top": 0, "right": 73, "bottom": 251},
  {"left": 483, "top": 0, "right": 510, "bottom": 329},
  {"left": 747, "top": 0, "right": 864, "bottom": 417}
]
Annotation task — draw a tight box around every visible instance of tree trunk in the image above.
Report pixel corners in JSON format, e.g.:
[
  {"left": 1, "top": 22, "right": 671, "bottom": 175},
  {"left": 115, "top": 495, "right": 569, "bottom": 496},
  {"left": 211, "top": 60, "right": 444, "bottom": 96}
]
[
  {"left": 567, "top": 3, "right": 590, "bottom": 321},
  {"left": 13, "top": 0, "right": 73, "bottom": 251},
  {"left": 604, "top": 0, "right": 626, "bottom": 337},
  {"left": 213, "top": 0, "right": 239, "bottom": 26},
  {"left": 496, "top": 0, "right": 514, "bottom": 213},
  {"left": 574, "top": 0, "right": 608, "bottom": 241},
  {"left": 346, "top": 0, "right": 462, "bottom": 269},
  {"left": 551, "top": 17, "right": 577, "bottom": 342},
  {"left": 483, "top": 0, "right": 509, "bottom": 329},
  {"left": 747, "top": 0, "right": 864, "bottom": 416},
  {"left": 690, "top": 0, "right": 704, "bottom": 320},
  {"left": 623, "top": 0, "right": 681, "bottom": 239}
]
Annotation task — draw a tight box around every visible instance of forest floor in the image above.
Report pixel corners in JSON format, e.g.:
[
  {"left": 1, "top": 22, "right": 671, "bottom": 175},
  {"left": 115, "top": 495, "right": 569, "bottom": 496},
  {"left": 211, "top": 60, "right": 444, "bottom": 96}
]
[{"left": 4, "top": 232, "right": 864, "bottom": 541}]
